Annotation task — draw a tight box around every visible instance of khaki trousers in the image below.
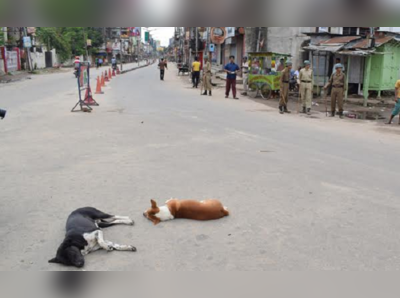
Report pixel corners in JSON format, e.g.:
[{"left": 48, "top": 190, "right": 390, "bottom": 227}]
[
  {"left": 331, "top": 87, "right": 344, "bottom": 113},
  {"left": 279, "top": 83, "right": 289, "bottom": 107},
  {"left": 300, "top": 83, "right": 313, "bottom": 109},
  {"left": 203, "top": 74, "right": 212, "bottom": 91}
]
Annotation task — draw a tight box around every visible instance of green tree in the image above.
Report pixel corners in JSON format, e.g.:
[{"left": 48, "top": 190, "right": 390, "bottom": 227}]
[
  {"left": 36, "top": 27, "right": 71, "bottom": 62},
  {"left": 36, "top": 27, "right": 105, "bottom": 62}
]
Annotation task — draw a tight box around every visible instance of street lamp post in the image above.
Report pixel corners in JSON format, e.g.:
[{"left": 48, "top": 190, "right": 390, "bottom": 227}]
[{"left": 195, "top": 27, "right": 198, "bottom": 58}]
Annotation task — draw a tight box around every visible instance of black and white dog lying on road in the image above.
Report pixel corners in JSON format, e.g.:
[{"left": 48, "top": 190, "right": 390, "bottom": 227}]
[{"left": 49, "top": 207, "right": 136, "bottom": 268}]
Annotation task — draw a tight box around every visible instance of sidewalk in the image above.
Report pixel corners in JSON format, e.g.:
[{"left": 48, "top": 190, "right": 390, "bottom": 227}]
[
  {"left": 0, "top": 61, "right": 150, "bottom": 85},
  {"left": 0, "top": 71, "right": 32, "bottom": 84},
  {"left": 175, "top": 62, "right": 398, "bottom": 125}
]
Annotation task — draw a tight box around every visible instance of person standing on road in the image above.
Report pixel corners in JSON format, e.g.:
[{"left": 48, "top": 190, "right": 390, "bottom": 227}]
[
  {"left": 99, "top": 57, "right": 103, "bottom": 68},
  {"left": 324, "top": 64, "right": 347, "bottom": 118},
  {"left": 299, "top": 60, "right": 313, "bottom": 115},
  {"left": 224, "top": 55, "right": 240, "bottom": 100},
  {"left": 277, "top": 58, "right": 285, "bottom": 72},
  {"left": 158, "top": 58, "right": 168, "bottom": 81},
  {"left": 279, "top": 61, "right": 292, "bottom": 114},
  {"left": 202, "top": 56, "right": 212, "bottom": 96},
  {"left": 111, "top": 56, "right": 117, "bottom": 70},
  {"left": 74, "top": 56, "right": 80, "bottom": 78},
  {"left": 386, "top": 79, "right": 400, "bottom": 125},
  {"left": 192, "top": 57, "right": 201, "bottom": 88},
  {"left": 241, "top": 56, "right": 249, "bottom": 96}
]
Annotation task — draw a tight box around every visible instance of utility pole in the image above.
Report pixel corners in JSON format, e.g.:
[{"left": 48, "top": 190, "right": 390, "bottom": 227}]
[
  {"left": 120, "top": 34, "right": 123, "bottom": 71},
  {"left": 23, "top": 27, "right": 33, "bottom": 71},
  {"left": 207, "top": 27, "right": 211, "bottom": 61},
  {"left": 195, "top": 27, "right": 198, "bottom": 58},
  {"left": 256, "top": 27, "right": 262, "bottom": 52},
  {"left": 83, "top": 28, "right": 89, "bottom": 61}
]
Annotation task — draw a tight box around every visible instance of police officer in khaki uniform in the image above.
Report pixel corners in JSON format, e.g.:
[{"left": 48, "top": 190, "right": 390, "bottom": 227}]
[
  {"left": 279, "top": 61, "right": 292, "bottom": 114},
  {"left": 324, "top": 64, "right": 347, "bottom": 118},
  {"left": 299, "top": 60, "right": 314, "bottom": 115},
  {"left": 202, "top": 56, "right": 212, "bottom": 96}
]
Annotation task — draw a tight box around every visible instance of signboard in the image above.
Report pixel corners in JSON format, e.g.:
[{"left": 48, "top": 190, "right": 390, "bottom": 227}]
[
  {"left": 112, "top": 41, "right": 121, "bottom": 51},
  {"left": 6, "top": 50, "right": 19, "bottom": 71},
  {"left": 209, "top": 44, "right": 215, "bottom": 52},
  {"left": 23, "top": 36, "right": 32, "bottom": 48},
  {"left": 1, "top": 47, "right": 21, "bottom": 73},
  {"left": 79, "top": 64, "right": 89, "bottom": 88},
  {"left": 226, "top": 27, "right": 236, "bottom": 38},
  {"left": 128, "top": 27, "right": 141, "bottom": 37},
  {"left": 210, "top": 27, "right": 227, "bottom": 45}
]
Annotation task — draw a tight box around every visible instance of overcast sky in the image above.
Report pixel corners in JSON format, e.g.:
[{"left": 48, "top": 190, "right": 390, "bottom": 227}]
[{"left": 141, "top": 27, "right": 175, "bottom": 47}]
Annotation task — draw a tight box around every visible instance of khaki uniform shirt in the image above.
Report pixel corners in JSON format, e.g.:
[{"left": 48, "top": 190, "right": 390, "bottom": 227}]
[
  {"left": 280, "top": 67, "right": 290, "bottom": 87},
  {"left": 299, "top": 68, "right": 313, "bottom": 85},
  {"left": 328, "top": 72, "right": 347, "bottom": 91},
  {"left": 204, "top": 61, "right": 212, "bottom": 74}
]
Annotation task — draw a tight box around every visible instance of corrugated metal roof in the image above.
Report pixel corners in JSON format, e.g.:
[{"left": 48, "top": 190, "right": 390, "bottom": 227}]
[
  {"left": 320, "top": 36, "right": 361, "bottom": 45},
  {"left": 303, "top": 44, "right": 345, "bottom": 53},
  {"left": 337, "top": 50, "right": 375, "bottom": 56},
  {"left": 351, "top": 36, "right": 394, "bottom": 49}
]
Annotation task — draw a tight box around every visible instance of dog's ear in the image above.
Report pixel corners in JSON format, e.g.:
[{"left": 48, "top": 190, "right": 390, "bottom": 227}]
[
  {"left": 48, "top": 257, "right": 60, "bottom": 264},
  {"left": 151, "top": 200, "right": 158, "bottom": 209}
]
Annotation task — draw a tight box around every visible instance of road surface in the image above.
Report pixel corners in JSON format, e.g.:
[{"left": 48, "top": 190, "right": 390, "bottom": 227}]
[{"left": 1, "top": 64, "right": 400, "bottom": 271}]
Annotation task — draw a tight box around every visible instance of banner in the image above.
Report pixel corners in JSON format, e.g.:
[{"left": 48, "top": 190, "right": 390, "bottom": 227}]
[{"left": 79, "top": 64, "right": 89, "bottom": 88}]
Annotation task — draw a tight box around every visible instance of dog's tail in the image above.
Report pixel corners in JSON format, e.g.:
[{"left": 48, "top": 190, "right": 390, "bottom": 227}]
[{"left": 223, "top": 207, "right": 230, "bottom": 217}]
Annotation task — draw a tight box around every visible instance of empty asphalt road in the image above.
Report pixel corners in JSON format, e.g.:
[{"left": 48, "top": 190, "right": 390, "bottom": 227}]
[{"left": 1, "top": 64, "right": 400, "bottom": 271}]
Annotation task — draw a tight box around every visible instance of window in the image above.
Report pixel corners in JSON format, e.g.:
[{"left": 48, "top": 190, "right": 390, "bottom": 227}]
[
  {"left": 359, "top": 28, "right": 371, "bottom": 36},
  {"left": 343, "top": 27, "right": 358, "bottom": 35}
]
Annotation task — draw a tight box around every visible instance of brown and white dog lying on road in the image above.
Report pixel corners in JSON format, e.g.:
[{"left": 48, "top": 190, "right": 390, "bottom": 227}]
[{"left": 144, "top": 199, "right": 229, "bottom": 225}]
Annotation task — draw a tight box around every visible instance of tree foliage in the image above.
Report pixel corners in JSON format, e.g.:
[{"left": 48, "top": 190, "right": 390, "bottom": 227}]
[{"left": 36, "top": 27, "right": 104, "bottom": 62}]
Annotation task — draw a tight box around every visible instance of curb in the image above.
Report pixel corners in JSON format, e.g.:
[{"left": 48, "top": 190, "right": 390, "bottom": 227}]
[{"left": 121, "top": 63, "right": 155, "bottom": 75}]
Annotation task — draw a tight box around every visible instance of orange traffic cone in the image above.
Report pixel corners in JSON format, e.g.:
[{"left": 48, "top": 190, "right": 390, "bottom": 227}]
[
  {"left": 83, "top": 86, "right": 99, "bottom": 106},
  {"left": 105, "top": 70, "right": 109, "bottom": 82},
  {"left": 112, "top": 68, "right": 116, "bottom": 77},
  {"left": 108, "top": 69, "right": 112, "bottom": 80},
  {"left": 117, "top": 66, "right": 121, "bottom": 75},
  {"left": 101, "top": 74, "right": 106, "bottom": 87},
  {"left": 95, "top": 76, "right": 103, "bottom": 94}
]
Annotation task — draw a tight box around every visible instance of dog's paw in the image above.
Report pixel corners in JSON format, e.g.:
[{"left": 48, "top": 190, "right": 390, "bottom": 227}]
[
  {"left": 107, "top": 245, "right": 115, "bottom": 252},
  {"left": 129, "top": 246, "right": 137, "bottom": 252},
  {"left": 129, "top": 220, "right": 135, "bottom": 226}
]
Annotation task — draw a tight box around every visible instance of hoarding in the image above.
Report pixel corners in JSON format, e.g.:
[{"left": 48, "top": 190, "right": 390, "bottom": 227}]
[
  {"left": 129, "top": 27, "right": 141, "bottom": 37},
  {"left": 23, "top": 36, "right": 32, "bottom": 48}
]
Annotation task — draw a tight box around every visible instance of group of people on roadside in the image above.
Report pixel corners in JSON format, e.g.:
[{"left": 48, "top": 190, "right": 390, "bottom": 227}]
[
  {"left": 279, "top": 59, "right": 400, "bottom": 124},
  {"left": 186, "top": 55, "right": 240, "bottom": 99},
  {"left": 189, "top": 55, "right": 240, "bottom": 99},
  {"left": 279, "top": 58, "right": 347, "bottom": 118}
]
